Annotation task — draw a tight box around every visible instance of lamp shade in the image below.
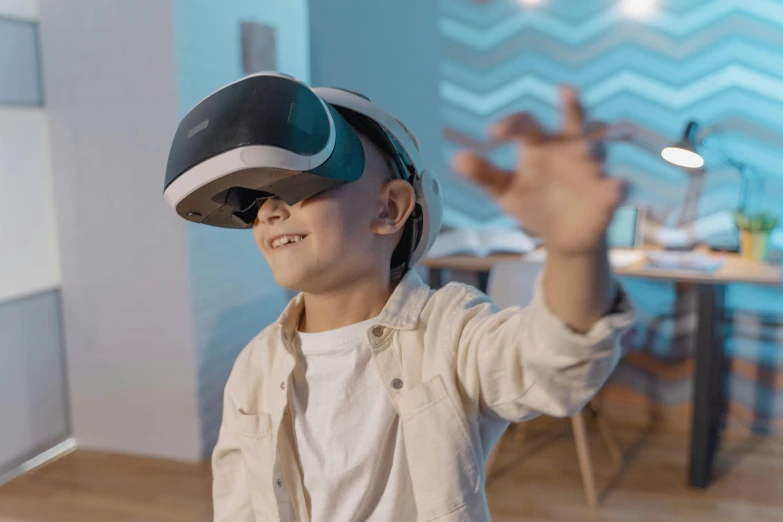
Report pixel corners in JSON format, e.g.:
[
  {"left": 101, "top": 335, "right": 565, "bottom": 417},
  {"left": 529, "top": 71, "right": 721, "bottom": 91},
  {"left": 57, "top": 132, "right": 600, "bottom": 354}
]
[{"left": 661, "top": 120, "right": 705, "bottom": 169}]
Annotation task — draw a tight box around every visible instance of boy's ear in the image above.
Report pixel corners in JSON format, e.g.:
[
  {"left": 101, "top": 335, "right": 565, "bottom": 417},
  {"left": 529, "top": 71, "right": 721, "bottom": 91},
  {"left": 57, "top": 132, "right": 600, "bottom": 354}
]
[{"left": 371, "top": 180, "right": 416, "bottom": 236}]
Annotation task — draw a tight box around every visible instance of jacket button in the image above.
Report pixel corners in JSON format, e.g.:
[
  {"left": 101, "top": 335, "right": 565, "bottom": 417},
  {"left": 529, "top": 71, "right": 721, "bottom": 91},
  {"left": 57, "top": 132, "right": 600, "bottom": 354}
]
[
  {"left": 391, "top": 378, "right": 403, "bottom": 390},
  {"left": 276, "top": 478, "right": 283, "bottom": 488},
  {"left": 372, "top": 326, "right": 384, "bottom": 337},
  {"left": 280, "top": 381, "right": 286, "bottom": 390}
]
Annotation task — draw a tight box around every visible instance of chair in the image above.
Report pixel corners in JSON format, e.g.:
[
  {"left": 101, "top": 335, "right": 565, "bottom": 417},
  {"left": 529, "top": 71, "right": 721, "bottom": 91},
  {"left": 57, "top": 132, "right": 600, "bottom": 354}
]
[{"left": 484, "top": 260, "right": 622, "bottom": 507}]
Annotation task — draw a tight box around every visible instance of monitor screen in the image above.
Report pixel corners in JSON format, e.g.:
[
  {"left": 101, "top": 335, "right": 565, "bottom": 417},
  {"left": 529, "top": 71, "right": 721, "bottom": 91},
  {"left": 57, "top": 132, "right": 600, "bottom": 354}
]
[{"left": 607, "top": 206, "right": 642, "bottom": 248}]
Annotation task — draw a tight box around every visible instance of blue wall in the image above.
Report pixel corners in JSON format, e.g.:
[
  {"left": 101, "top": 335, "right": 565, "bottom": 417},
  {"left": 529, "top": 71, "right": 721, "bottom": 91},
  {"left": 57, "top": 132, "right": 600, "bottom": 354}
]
[
  {"left": 173, "top": 0, "right": 310, "bottom": 456},
  {"left": 440, "top": 0, "right": 783, "bottom": 228},
  {"left": 308, "top": 0, "right": 446, "bottom": 203}
]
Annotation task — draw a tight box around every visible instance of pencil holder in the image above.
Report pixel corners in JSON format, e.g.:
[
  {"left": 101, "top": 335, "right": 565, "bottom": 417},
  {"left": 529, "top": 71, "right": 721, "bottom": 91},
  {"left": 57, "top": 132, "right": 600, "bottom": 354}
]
[{"left": 736, "top": 212, "right": 777, "bottom": 262}]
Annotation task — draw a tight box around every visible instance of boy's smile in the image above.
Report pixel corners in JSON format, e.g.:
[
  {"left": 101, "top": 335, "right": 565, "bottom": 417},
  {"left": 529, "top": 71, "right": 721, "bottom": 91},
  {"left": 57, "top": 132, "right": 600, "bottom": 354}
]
[{"left": 268, "top": 233, "right": 308, "bottom": 250}]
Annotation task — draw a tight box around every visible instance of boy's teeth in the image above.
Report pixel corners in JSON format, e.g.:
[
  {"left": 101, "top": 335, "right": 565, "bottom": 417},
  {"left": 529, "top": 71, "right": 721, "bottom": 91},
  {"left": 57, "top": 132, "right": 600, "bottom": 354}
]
[{"left": 273, "top": 235, "right": 304, "bottom": 248}]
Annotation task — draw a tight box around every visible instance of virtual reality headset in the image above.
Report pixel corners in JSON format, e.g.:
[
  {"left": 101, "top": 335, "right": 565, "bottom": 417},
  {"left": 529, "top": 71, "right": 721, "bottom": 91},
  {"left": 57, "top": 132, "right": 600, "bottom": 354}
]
[{"left": 164, "top": 72, "right": 443, "bottom": 268}]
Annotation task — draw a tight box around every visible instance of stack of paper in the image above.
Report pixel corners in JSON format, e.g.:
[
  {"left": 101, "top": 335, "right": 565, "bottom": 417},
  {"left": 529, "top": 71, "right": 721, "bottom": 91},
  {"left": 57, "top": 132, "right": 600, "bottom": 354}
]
[
  {"left": 645, "top": 251, "right": 725, "bottom": 272},
  {"left": 609, "top": 250, "right": 646, "bottom": 268}
]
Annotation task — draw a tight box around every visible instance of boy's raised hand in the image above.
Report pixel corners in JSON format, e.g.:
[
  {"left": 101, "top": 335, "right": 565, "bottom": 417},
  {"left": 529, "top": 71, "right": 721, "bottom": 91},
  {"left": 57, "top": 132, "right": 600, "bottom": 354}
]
[{"left": 453, "top": 87, "right": 624, "bottom": 256}]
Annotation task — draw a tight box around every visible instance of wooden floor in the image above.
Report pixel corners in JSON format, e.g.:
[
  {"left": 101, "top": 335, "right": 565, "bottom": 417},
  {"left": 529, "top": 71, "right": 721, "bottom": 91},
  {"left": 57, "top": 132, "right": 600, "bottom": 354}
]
[
  {"left": 0, "top": 452, "right": 212, "bottom": 522},
  {"left": 2, "top": 423, "right": 783, "bottom": 521}
]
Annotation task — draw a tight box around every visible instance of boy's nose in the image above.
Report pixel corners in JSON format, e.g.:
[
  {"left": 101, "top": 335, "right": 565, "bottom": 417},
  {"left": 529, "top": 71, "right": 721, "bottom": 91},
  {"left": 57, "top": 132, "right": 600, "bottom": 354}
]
[{"left": 257, "top": 197, "right": 290, "bottom": 225}]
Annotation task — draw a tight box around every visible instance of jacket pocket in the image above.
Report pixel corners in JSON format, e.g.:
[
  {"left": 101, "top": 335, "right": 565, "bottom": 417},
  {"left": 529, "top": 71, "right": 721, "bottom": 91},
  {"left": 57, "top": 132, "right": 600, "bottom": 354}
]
[
  {"left": 235, "top": 410, "right": 275, "bottom": 521},
  {"left": 398, "top": 375, "right": 479, "bottom": 521},
  {"left": 238, "top": 409, "right": 273, "bottom": 438}
]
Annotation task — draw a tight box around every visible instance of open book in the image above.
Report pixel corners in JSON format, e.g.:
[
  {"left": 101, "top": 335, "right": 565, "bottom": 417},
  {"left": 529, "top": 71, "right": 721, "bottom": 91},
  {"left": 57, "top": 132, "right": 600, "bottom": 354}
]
[
  {"left": 427, "top": 228, "right": 541, "bottom": 258},
  {"left": 523, "top": 248, "right": 646, "bottom": 269}
]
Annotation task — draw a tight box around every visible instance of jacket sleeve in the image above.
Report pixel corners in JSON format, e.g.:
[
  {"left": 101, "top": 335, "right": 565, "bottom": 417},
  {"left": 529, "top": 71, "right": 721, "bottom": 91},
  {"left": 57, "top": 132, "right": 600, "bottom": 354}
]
[
  {"left": 212, "top": 374, "right": 255, "bottom": 521},
  {"left": 448, "top": 277, "right": 634, "bottom": 422}
]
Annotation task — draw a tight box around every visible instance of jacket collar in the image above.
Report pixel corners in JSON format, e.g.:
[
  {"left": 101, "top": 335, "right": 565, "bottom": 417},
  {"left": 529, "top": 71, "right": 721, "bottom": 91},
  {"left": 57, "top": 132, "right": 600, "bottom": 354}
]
[
  {"left": 275, "top": 269, "right": 432, "bottom": 345},
  {"left": 375, "top": 269, "right": 432, "bottom": 330}
]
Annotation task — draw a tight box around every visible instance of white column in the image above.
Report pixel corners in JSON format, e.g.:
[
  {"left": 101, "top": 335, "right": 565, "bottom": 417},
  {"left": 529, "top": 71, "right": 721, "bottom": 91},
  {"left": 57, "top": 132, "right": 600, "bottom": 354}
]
[{"left": 39, "top": 0, "right": 202, "bottom": 461}]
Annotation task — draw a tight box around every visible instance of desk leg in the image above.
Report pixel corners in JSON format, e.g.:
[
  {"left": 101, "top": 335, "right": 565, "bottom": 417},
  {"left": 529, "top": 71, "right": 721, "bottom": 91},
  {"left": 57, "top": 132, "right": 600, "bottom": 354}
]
[
  {"left": 689, "top": 284, "right": 726, "bottom": 488},
  {"left": 429, "top": 268, "right": 444, "bottom": 290},
  {"left": 478, "top": 271, "right": 490, "bottom": 294}
]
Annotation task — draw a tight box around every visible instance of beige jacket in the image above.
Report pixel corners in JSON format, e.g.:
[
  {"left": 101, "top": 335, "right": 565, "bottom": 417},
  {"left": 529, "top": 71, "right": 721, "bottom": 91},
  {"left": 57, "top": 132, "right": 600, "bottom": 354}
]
[{"left": 212, "top": 269, "right": 633, "bottom": 522}]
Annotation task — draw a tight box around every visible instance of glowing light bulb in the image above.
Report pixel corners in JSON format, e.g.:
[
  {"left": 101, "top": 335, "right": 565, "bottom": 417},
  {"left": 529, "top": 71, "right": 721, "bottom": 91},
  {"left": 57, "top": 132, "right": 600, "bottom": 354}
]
[
  {"left": 622, "top": 0, "right": 657, "bottom": 19},
  {"left": 519, "top": 0, "right": 544, "bottom": 6},
  {"left": 661, "top": 146, "right": 705, "bottom": 169}
]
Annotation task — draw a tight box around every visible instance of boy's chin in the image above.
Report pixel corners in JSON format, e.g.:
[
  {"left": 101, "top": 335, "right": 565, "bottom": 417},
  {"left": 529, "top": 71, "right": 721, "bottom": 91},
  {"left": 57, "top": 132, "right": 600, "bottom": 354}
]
[
  {"left": 272, "top": 274, "right": 307, "bottom": 293},
  {"left": 271, "top": 265, "right": 357, "bottom": 295},
  {"left": 271, "top": 268, "right": 321, "bottom": 294}
]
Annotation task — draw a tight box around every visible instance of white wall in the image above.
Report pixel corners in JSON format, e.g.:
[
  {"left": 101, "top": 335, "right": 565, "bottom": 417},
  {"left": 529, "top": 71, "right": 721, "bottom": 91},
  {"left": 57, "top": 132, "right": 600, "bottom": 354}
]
[
  {"left": 39, "top": 0, "right": 202, "bottom": 461},
  {"left": 0, "top": 108, "right": 60, "bottom": 303}
]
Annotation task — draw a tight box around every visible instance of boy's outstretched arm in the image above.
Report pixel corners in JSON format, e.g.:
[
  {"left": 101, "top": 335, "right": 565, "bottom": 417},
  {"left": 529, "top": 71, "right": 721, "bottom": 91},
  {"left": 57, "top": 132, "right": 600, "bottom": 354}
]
[{"left": 447, "top": 86, "right": 633, "bottom": 420}]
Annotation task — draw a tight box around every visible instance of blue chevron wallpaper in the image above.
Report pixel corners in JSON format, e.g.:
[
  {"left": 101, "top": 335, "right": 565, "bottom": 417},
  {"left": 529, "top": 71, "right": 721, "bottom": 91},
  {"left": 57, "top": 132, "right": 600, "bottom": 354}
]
[{"left": 439, "top": 0, "right": 783, "bottom": 433}]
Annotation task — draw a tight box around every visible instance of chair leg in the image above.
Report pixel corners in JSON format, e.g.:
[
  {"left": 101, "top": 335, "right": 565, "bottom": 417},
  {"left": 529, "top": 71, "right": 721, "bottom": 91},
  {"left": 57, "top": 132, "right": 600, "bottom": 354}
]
[
  {"left": 591, "top": 398, "right": 623, "bottom": 467},
  {"left": 571, "top": 410, "right": 598, "bottom": 507}
]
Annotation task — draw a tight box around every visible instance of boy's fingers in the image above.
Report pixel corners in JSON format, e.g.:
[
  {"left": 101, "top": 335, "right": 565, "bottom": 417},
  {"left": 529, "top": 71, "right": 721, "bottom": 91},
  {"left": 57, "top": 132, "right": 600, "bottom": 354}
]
[
  {"left": 541, "top": 139, "right": 604, "bottom": 179},
  {"left": 489, "top": 112, "right": 547, "bottom": 143},
  {"left": 452, "top": 152, "right": 513, "bottom": 198},
  {"left": 582, "top": 120, "right": 609, "bottom": 139},
  {"left": 559, "top": 86, "right": 585, "bottom": 137}
]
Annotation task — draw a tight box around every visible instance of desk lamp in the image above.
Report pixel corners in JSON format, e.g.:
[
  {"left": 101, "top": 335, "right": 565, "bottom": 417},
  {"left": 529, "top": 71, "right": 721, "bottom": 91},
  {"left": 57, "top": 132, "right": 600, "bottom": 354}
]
[{"left": 661, "top": 120, "right": 753, "bottom": 215}]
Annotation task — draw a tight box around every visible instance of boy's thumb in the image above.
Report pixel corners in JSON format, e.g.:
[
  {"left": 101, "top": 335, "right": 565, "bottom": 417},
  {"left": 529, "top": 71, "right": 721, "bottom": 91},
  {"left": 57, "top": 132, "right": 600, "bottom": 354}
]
[{"left": 452, "top": 152, "right": 511, "bottom": 198}]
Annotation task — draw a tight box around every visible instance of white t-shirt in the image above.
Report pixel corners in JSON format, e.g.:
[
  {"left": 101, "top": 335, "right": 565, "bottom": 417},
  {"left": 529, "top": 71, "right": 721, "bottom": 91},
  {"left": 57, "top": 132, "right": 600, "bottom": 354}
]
[{"left": 290, "top": 317, "right": 417, "bottom": 522}]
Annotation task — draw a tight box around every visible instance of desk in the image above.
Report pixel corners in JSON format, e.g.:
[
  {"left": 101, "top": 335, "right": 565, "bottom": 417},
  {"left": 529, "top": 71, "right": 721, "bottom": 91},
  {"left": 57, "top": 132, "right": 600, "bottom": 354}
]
[{"left": 423, "top": 249, "right": 782, "bottom": 489}]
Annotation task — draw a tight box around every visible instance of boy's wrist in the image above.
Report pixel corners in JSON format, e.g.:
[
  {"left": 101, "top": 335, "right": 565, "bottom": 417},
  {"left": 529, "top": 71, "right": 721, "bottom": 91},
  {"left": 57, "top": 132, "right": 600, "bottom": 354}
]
[
  {"left": 545, "top": 235, "right": 609, "bottom": 263},
  {"left": 543, "top": 237, "right": 614, "bottom": 332}
]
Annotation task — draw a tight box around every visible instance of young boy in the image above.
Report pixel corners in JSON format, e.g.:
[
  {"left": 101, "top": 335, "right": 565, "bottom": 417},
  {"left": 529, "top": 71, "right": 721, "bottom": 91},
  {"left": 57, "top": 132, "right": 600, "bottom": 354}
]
[{"left": 211, "top": 86, "right": 633, "bottom": 522}]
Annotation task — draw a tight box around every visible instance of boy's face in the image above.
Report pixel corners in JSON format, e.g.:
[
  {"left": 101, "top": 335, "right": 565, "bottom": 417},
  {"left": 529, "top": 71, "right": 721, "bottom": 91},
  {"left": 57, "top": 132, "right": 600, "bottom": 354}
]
[{"left": 252, "top": 134, "right": 416, "bottom": 293}]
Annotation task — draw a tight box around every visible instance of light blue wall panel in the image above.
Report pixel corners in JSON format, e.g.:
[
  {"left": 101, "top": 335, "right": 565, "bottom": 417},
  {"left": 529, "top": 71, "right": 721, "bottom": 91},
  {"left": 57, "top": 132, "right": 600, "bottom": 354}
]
[{"left": 0, "top": 17, "right": 42, "bottom": 105}]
